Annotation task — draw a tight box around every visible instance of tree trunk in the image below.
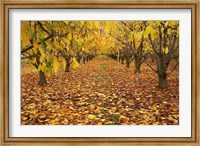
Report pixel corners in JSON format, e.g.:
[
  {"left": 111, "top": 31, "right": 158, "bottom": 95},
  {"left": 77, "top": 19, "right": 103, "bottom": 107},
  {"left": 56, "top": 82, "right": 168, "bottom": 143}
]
[
  {"left": 76, "top": 54, "right": 81, "bottom": 63},
  {"left": 134, "top": 56, "right": 141, "bottom": 73},
  {"left": 121, "top": 58, "right": 125, "bottom": 64},
  {"left": 125, "top": 57, "right": 130, "bottom": 68},
  {"left": 158, "top": 73, "right": 167, "bottom": 89},
  {"left": 65, "top": 63, "right": 70, "bottom": 72},
  {"left": 82, "top": 56, "right": 86, "bottom": 64},
  {"left": 65, "top": 55, "right": 71, "bottom": 72},
  {"left": 157, "top": 60, "right": 167, "bottom": 89},
  {"left": 39, "top": 71, "right": 46, "bottom": 85}
]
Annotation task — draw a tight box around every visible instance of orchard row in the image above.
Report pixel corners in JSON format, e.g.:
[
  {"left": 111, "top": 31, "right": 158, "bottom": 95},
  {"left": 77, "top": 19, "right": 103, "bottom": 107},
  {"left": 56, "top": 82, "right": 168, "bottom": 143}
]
[{"left": 21, "top": 21, "right": 179, "bottom": 88}]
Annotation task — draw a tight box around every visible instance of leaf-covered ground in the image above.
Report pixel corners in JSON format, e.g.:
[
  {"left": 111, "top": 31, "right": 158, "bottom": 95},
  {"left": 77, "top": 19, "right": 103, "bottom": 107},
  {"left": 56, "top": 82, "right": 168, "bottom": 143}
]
[{"left": 21, "top": 56, "right": 179, "bottom": 125}]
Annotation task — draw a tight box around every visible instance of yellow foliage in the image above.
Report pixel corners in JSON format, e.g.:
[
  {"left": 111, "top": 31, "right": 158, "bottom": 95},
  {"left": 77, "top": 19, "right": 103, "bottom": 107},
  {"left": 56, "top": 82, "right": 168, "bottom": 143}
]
[
  {"left": 53, "top": 56, "right": 60, "bottom": 73},
  {"left": 67, "top": 33, "right": 72, "bottom": 41},
  {"left": 61, "top": 57, "right": 66, "bottom": 71},
  {"left": 104, "top": 21, "right": 111, "bottom": 34},
  {"left": 72, "top": 57, "right": 80, "bottom": 69},
  {"left": 31, "top": 57, "right": 36, "bottom": 64},
  {"left": 93, "top": 21, "right": 100, "bottom": 28}
]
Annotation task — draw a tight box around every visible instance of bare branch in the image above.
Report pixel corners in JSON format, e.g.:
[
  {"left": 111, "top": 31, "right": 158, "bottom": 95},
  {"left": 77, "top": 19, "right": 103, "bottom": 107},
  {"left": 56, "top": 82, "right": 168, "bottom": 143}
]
[
  {"left": 167, "top": 61, "right": 179, "bottom": 76},
  {"left": 131, "top": 47, "right": 157, "bottom": 73},
  {"left": 148, "top": 34, "right": 159, "bottom": 56}
]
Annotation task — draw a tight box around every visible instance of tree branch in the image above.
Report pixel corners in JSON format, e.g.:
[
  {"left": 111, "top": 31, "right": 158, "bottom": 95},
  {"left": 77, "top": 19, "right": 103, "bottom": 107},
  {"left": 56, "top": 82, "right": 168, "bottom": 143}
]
[
  {"left": 167, "top": 61, "right": 179, "bottom": 76},
  {"left": 131, "top": 47, "right": 157, "bottom": 73},
  {"left": 21, "top": 32, "right": 69, "bottom": 54},
  {"left": 149, "top": 34, "right": 159, "bottom": 56},
  {"left": 37, "top": 21, "right": 51, "bottom": 35},
  {"left": 120, "top": 21, "right": 134, "bottom": 32},
  {"left": 21, "top": 54, "right": 37, "bottom": 60}
]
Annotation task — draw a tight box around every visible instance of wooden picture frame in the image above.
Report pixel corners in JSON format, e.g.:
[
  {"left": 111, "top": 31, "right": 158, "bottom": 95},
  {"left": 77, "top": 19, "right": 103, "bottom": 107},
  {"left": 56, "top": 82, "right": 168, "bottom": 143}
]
[{"left": 0, "top": 0, "right": 199, "bottom": 145}]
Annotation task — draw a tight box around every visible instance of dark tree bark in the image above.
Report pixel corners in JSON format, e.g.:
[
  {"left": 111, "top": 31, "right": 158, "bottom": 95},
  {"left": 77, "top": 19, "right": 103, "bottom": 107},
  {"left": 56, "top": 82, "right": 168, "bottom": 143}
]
[
  {"left": 156, "top": 59, "right": 168, "bottom": 89},
  {"left": 125, "top": 57, "right": 130, "bottom": 68},
  {"left": 39, "top": 71, "right": 46, "bottom": 85},
  {"left": 76, "top": 53, "right": 81, "bottom": 63},
  {"left": 121, "top": 57, "right": 125, "bottom": 64},
  {"left": 134, "top": 55, "right": 141, "bottom": 73},
  {"left": 82, "top": 55, "right": 86, "bottom": 64},
  {"left": 158, "top": 72, "right": 167, "bottom": 89},
  {"left": 65, "top": 55, "right": 72, "bottom": 72}
]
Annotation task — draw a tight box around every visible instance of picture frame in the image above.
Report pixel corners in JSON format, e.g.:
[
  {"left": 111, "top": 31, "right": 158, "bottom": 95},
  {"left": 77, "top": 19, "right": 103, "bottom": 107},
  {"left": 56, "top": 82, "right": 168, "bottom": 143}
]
[{"left": 0, "top": 0, "right": 199, "bottom": 145}]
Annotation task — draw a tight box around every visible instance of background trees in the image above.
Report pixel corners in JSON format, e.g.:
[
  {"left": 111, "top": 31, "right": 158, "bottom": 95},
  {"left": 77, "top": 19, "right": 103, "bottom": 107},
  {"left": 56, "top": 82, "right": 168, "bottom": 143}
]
[{"left": 21, "top": 20, "right": 179, "bottom": 88}]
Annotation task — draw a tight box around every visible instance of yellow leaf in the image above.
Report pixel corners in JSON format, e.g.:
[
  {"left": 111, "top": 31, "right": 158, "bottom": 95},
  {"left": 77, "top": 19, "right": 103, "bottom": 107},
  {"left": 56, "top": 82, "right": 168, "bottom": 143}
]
[
  {"left": 87, "top": 114, "right": 96, "bottom": 120},
  {"left": 40, "top": 62, "right": 46, "bottom": 72},
  {"left": 152, "top": 105, "right": 157, "bottom": 110},
  {"left": 40, "top": 56, "right": 44, "bottom": 63},
  {"left": 87, "top": 21, "right": 93, "bottom": 29},
  {"left": 104, "top": 21, "right": 111, "bottom": 33},
  {"left": 93, "top": 21, "right": 100, "bottom": 28},
  {"left": 143, "top": 32, "right": 149, "bottom": 39},
  {"left": 162, "top": 47, "right": 169, "bottom": 54},
  {"left": 97, "top": 122, "right": 102, "bottom": 125},
  {"left": 29, "top": 64, "right": 36, "bottom": 71},
  {"left": 38, "top": 47, "right": 45, "bottom": 58},
  {"left": 53, "top": 56, "right": 60, "bottom": 73},
  {"left": 119, "top": 115, "right": 128, "bottom": 120},
  {"left": 43, "top": 99, "right": 51, "bottom": 106},
  {"left": 31, "top": 57, "right": 36, "bottom": 64},
  {"left": 88, "top": 104, "right": 95, "bottom": 110},
  {"left": 33, "top": 40, "right": 38, "bottom": 49},
  {"left": 72, "top": 57, "right": 80, "bottom": 69},
  {"left": 38, "top": 64, "right": 41, "bottom": 71},
  {"left": 38, "top": 119, "right": 44, "bottom": 123},
  {"left": 61, "top": 57, "right": 66, "bottom": 71},
  {"left": 145, "top": 26, "right": 155, "bottom": 35},
  {"left": 155, "top": 21, "right": 161, "bottom": 26},
  {"left": 167, "top": 28, "right": 172, "bottom": 35},
  {"left": 165, "top": 47, "right": 169, "bottom": 54},
  {"left": 32, "top": 47, "right": 38, "bottom": 54},
  {"left": 67, "top": 33, "right": 72, "bottom": 41}
]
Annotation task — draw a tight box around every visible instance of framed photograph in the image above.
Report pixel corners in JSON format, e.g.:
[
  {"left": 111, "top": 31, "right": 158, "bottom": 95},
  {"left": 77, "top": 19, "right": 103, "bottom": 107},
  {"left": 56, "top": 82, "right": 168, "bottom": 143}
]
[{"left": 1, "top": 0, "right": 199, "bottom": 145}]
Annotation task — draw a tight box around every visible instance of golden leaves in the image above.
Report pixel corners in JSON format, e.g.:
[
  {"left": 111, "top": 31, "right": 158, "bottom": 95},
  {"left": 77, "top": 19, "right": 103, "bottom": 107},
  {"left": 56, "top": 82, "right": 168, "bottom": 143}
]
[
  {"left": 93, "top": 21, "right": 100, "bottom": 29},
  {"left": 144, "top": 26, "right": 156, "bottom": 40},
  {"left": 162, "top": 47, "right": 169, "bottom": 54},
  {"left": 21, "top": 57, "right": 179, "bottom": 125},
  {"left": 104, "top": 21, "right": 111, "bottom": 34},
  {"left": 21, "top": 21, "right": 179, "bottom": 125},
  {"left": 72, "top": 57, "right": 80, "bottom": 69},
  {"left": 31, "top": 57, "right": 36, "bottom": 64},
  {"left": 61, "top": 57, "right": 66, "bottom": 71},
  {"left": 53, "top": 56, "right": 60, "bottom": 73}
]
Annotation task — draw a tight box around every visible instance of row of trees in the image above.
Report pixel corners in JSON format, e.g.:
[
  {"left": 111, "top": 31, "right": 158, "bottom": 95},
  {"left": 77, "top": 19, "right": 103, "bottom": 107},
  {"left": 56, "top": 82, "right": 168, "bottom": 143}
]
[
  {"left": 21, "top": 21, "right": 102, "bottom": 85},
  {"left": 21, "top": 21, "right": 179, "bottom": 89},
  {"left": 107, "top": 21, "right": 179, "bottom": 89}
]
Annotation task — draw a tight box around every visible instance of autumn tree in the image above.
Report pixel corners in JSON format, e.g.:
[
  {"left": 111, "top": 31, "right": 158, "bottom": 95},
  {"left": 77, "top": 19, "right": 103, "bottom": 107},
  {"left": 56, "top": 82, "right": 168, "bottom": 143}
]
[{"left": 145, "top": 21, "right": 179, "bottom": 89}]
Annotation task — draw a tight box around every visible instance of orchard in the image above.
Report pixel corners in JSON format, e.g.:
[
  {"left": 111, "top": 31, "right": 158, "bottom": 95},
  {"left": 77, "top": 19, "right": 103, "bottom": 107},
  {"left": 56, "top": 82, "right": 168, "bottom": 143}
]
[{"left": 21, "top": 21, "right": 179, "bottom": 125}]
